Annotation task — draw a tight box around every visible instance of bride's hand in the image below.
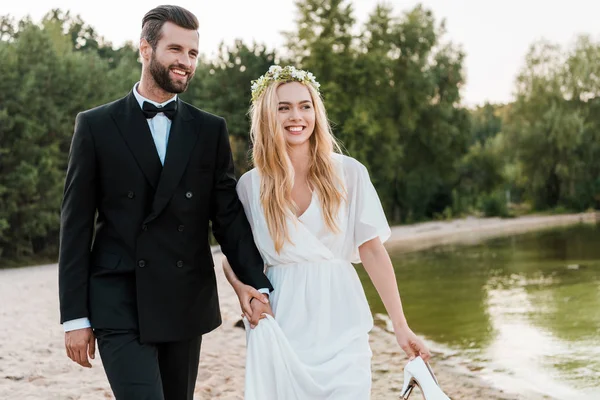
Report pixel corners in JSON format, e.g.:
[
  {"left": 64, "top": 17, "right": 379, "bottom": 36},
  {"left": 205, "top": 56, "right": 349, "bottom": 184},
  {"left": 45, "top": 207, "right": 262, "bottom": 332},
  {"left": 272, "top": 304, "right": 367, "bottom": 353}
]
[
  {"left": 231, "top": 281, "right": 269, "bottom": 320},
  {"left": 395, "top": 325, "right": 431, "bottom": 362},
  {"left": 222, "top": 257, "right": 269, "bottom": 320}
]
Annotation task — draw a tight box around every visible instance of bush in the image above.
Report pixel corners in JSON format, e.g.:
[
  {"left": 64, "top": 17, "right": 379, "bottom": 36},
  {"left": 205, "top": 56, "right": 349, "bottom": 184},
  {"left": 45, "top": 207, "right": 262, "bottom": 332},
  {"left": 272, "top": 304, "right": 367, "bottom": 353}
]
[{"left": 480, "top": 191, "right": 509, "bottom": 218}]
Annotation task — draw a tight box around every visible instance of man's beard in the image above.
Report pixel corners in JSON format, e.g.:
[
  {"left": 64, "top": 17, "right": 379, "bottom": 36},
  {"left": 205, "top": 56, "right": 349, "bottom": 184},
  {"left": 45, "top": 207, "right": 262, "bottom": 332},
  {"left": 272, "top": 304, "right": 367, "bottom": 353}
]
[{"left": 149, "top": 53, "right": 194, "bottom": 94}]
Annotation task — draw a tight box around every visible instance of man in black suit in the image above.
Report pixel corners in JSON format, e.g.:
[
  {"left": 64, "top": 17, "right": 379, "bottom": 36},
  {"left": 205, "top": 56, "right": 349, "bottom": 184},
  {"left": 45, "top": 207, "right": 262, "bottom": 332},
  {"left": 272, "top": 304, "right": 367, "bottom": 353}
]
[{"left": 58, "top": 5, "right": 273, "bottom": 399}]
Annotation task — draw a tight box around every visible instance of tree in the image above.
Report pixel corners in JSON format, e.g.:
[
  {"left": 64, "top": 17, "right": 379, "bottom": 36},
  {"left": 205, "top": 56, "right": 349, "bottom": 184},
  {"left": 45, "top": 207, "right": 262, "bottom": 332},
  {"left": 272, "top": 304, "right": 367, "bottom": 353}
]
[
  {"left": 284, "top": 1, "right": 469, "bottom": 222},
  {"left": 0, "top": 14, "right": 141, "bottom": 259},
  {"left": 184, "top": 40, "right": 276, "bottom": 174},
  {"left": 506, "top": 36, "right": 600, "bottom": 210},
  {"left": 470, "top": 102, "right": 503, "bottom": 145}
]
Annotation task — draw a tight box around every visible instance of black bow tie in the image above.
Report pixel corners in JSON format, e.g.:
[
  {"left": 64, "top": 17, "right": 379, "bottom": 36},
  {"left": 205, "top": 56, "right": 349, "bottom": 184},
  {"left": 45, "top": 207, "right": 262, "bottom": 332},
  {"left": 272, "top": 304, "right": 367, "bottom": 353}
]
[{"left": 142, "top": 100, "right": 178, "bottom": 119}]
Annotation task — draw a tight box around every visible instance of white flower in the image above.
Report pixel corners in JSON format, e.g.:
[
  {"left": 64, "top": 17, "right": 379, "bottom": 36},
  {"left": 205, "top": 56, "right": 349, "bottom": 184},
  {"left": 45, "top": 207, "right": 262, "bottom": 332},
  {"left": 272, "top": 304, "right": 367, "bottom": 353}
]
[{"left": 251, "top": 66, "right": 321, "bottom": 102}]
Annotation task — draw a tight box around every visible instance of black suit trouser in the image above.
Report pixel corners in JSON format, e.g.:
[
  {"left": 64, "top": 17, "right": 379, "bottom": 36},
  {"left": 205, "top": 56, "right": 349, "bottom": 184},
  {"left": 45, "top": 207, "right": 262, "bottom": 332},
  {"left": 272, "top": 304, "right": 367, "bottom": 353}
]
[{"left": 95, "top": 329, "right": 202, "bottom": 400}]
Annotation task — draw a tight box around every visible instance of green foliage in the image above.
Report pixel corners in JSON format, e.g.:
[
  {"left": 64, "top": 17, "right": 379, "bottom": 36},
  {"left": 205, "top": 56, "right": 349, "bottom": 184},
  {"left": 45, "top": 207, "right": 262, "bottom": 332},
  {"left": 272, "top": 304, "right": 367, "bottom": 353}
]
[
  {"left": 283, "top": 1, "right": 470, "bottom": 222},
  {"left": 183, "top": 40, "right": 276, "bottom": 175},
  {"left": 0, "top": 12, "right": 137, "bottom": 259},
  {"left": 454, "top": 129, "right": 508, "bottom": 215},
  {"left": 470, "top": 102, "right": 503, "bottom": 145},
  {"left": 505, "top": 35, "right": 600, "bottom": 211},
  {"left": 479, "top": 191, "right": 510, "bottom": 218},
  {"left": 1, "top": 1, "right": 598, "bottom": 265}
]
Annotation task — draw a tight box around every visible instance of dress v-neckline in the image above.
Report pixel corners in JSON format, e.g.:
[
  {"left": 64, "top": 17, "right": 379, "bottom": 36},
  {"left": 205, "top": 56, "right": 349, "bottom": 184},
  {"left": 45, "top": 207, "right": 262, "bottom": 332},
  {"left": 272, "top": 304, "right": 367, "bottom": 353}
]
[{"left": 296, "top": 190, "right": 316, "bottom": 220}]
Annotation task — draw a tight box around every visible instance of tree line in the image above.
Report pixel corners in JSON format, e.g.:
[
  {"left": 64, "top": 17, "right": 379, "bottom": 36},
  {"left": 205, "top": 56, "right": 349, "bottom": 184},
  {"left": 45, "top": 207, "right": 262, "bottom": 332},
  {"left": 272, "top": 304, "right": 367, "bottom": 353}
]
[{"left": 1, "top": 0, "right": 599, "bottom": 263}]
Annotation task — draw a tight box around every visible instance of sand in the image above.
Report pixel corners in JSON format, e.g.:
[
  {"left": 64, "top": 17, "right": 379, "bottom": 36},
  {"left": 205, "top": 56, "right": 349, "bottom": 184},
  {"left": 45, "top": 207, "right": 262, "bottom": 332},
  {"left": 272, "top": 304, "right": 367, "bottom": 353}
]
[{"left": 2, "top": 212, "right": 594, "bottom": 399}]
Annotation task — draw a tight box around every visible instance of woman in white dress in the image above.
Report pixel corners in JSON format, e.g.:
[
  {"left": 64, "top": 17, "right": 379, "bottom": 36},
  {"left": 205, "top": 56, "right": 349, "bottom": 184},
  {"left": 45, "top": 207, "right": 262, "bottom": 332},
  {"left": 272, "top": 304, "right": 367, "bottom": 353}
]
[{"left": 223, "top": 65, "right": 431, "bottom": 399}]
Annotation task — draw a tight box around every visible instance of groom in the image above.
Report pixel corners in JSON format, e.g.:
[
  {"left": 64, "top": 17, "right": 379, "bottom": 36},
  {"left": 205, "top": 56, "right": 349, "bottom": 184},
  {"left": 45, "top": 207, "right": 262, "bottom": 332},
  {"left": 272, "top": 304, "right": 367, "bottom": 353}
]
[{"left": 59, "top": 5, "right": 273, "bottom": 399}]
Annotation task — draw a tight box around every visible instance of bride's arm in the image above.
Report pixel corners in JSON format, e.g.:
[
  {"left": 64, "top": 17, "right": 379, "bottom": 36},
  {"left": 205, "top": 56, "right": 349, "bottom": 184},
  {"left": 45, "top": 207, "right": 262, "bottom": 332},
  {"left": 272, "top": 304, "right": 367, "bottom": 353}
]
[
  {"left": 359, "top": 237, "right": 431, "bottom": 361},
  {"left": 222, "top": 257, "right": 270, "bottom": 321}
]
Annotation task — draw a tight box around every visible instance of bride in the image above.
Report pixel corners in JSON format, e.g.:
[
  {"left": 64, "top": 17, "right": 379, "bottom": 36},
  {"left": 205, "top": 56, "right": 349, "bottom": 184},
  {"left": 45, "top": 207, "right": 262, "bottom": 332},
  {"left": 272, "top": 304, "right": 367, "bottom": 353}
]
[{"left": 223, "top": 65, "right": 432, "bottom": 399}]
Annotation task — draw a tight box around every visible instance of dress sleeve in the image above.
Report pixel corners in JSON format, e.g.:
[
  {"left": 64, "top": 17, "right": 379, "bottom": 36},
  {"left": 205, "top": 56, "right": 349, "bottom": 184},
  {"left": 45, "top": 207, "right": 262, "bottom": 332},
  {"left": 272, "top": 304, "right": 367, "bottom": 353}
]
[
  {"left": 236, "top": 172, "right": 254, "bottom": 229},
  {"left": 350, "top": 161, "right": 391, "bottom": 249}
]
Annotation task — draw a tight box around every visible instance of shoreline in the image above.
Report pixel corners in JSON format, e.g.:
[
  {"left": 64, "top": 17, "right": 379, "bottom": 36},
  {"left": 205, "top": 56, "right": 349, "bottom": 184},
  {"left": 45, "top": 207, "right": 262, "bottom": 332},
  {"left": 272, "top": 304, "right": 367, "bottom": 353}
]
[
  {"left": 385, "top": 211, "right": 598, "bottom": 254},
  {"left": 0, "top": 212, "right": 595, "bottom": 399}
]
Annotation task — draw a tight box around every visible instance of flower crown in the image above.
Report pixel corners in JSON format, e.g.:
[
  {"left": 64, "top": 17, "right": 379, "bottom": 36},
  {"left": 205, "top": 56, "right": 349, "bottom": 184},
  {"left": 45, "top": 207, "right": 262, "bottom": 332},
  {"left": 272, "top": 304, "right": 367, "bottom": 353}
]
[{"left": 251, "top": 65, "right": 321, "bottom": 103}]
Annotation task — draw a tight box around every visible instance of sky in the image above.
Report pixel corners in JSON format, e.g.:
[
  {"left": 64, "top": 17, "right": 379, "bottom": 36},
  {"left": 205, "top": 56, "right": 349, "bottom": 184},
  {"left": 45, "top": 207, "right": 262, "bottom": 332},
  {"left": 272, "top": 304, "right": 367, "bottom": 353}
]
[{"left": 4, "top": 0, "right": 599, "bottom": 106}]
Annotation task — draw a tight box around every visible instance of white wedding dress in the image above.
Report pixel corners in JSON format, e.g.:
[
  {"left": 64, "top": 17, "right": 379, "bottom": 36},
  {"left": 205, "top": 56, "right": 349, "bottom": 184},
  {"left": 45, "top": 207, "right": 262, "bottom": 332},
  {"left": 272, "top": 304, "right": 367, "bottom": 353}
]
[{"left": 237, "top": 154, "right": 391, "bottom": 400}]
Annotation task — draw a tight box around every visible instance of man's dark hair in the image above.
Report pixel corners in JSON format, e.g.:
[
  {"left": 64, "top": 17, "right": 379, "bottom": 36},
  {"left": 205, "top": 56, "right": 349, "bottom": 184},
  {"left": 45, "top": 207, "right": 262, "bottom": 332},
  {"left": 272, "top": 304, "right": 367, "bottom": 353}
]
[{"left": 141, "top": 5, "right": 199, "bottom": 49}]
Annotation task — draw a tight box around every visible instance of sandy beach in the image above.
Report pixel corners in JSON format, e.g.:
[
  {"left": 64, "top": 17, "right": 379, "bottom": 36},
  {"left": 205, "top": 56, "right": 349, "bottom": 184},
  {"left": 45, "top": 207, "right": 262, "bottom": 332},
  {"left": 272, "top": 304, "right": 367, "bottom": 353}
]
[{"left": 1, "top": 212, "right": 595, "bottom": 400}]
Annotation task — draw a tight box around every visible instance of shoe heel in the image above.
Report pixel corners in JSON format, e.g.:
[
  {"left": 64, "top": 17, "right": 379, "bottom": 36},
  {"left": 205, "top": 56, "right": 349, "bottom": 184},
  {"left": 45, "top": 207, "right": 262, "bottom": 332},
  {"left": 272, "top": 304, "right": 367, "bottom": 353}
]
[
  {"left": 400, "top": 367, "right": 416, "bottom": 399},
  {"left": 400, "top": 381, "right": 415, "bottom": 400},
  {"left": 400, "top": 381, "right": 415, "bottom": 399}
]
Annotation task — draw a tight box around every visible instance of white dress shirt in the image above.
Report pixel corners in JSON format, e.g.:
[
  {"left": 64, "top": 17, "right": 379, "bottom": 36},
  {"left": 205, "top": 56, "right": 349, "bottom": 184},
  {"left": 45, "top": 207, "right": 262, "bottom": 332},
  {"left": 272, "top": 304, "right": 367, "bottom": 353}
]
[
  {"left": 63, "top": 84, "right": 268, "bottom": 332},
  {"left": 133, "top": 82, "right": 175, "bottom": 165}
]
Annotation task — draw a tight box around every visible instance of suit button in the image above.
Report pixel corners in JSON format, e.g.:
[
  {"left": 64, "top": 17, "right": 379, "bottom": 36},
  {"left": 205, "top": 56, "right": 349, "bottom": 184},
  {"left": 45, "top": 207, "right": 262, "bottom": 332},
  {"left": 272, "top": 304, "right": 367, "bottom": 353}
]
[
  {"left": 177, "top": 225, "right": 184, "bottom": 232},
  {"left": 127, "top": 191, "right": 135, "bottom": 199},
  {"left": 142, "top": 224, "right": 148, "bottom": 231},
  {"left": 185, "top": 191, "right": 193, "bottom": 199},
  {"left": 138, "top": 260, "right": 146, "bottom": 268},
  {"left": 176, "top": 260, "right": 184, "bottom": 268}
]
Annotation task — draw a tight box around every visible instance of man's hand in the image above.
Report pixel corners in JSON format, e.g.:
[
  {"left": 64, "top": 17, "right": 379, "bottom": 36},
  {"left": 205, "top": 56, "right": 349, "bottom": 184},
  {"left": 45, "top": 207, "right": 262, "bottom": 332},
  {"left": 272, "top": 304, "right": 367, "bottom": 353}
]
[
  {"left": 222, "top": 257, "right": 270, "bottom": 321},
  {"left": 65, "top": 327, "right": 95, "bottom": 368},
  {"left": 248, "top": 297, "right": 274, "bottom": 329}
]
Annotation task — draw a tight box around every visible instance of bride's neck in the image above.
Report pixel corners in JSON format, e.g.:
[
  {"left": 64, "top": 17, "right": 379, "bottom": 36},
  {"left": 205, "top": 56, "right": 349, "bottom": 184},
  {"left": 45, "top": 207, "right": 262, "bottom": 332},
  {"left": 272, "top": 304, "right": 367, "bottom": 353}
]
[{"left": 287, "top": 144, "right": 311, "bottom": 179}]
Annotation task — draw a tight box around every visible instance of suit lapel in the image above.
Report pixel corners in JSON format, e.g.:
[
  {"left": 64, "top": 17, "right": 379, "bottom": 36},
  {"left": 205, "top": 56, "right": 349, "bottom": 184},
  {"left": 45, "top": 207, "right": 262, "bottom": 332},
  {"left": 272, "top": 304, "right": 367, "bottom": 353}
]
[
  {"left": 144, "top": 99, "right": 198, "bottom": 224},
  {"left": 112, "top": 92, "right": 162, "bottom": 190}
]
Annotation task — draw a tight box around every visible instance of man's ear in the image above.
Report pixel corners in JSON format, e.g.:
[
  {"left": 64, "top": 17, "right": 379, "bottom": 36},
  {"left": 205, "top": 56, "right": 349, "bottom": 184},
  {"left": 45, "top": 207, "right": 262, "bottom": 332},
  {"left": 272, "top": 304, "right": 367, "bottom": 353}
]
[{"left": 139, "top": 38, "right": 152, "bottom": 62}]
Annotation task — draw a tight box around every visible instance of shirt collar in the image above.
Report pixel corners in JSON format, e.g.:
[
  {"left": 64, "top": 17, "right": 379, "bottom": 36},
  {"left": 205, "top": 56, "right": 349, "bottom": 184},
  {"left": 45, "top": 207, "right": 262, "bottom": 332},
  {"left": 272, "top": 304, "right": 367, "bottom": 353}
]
[{"left": 133, "top": 82, "right": 177, "bottom": 109}]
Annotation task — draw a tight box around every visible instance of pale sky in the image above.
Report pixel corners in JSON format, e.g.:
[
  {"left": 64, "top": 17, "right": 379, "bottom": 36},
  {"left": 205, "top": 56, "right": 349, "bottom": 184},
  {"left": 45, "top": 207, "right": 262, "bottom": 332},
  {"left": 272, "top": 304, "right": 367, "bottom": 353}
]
[{"left": 4, "top": 0, "right": 599, "bottom": 105}]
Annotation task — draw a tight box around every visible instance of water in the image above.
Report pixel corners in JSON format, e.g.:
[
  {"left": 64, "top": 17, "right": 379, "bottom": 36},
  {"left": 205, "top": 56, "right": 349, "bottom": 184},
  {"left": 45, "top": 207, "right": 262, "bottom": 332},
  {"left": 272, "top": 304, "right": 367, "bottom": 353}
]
[{"left": 358, "top": 224, "right": 600, "bottom": 400}]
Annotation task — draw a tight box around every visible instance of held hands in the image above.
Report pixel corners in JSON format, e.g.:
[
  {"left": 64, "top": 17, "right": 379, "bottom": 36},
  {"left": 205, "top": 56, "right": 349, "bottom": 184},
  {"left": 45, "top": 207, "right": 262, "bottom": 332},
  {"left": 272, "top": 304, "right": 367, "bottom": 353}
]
[
  {"left": 221, "top": 258, "right": 273, "bottom": 329},
  {"left": 65, "top": 327, "right": 95, "bottom": 368},
  {"left": 248, "top": 296, "right": 274, "bottom": 329},
  {"left": 395, "top": 324, "right": 431, "bottom": 362},
  {"left": 231, "top": 281, "right": 271, "bottom": 328}
]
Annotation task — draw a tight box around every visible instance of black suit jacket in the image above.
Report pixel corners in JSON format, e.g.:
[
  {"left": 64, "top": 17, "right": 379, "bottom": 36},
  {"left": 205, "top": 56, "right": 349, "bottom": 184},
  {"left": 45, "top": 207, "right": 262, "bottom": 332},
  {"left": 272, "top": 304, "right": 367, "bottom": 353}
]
[{"left": 58, "top": 92, "right": 272, "bottom": 343}]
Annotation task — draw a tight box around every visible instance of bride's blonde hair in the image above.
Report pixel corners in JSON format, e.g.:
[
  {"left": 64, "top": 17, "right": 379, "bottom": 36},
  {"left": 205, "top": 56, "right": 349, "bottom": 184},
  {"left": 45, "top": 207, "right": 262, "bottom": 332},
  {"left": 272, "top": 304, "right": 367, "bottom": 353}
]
[{"left": 250, "top": 80, "right": 345, "bottom": 253}]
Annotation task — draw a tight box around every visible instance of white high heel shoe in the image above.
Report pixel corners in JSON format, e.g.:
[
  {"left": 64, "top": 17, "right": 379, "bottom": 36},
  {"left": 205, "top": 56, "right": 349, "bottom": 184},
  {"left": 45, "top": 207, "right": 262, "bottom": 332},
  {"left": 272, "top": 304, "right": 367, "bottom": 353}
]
[{"left": 400, "top": 356, "right": 451, "bottom": 400}]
